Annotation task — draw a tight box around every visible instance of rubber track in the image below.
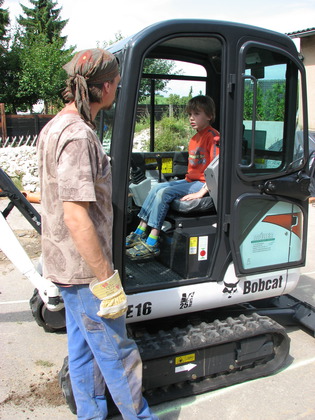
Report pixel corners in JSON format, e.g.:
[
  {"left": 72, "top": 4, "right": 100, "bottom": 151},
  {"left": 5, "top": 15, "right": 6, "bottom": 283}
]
[
  {"left": 132, "top": 313, "right": 290, "bottom": 405},
  {"left": 58, "top": 312, "right": 290, "bottom": 415}
]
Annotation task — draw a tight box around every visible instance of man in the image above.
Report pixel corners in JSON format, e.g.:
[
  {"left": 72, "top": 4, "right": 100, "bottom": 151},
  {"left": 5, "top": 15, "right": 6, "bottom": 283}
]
[{"left": 37, "top": 49, "right": 158, "bottom": 420}]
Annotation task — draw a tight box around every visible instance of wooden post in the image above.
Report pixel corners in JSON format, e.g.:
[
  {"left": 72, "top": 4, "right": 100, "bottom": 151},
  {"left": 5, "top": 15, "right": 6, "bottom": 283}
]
[
  {"left": 169, "top": 104, "right": 174, "bottom": 118},
  {"left": 0, "top": 103, "right": 7, "bottom": 140}
]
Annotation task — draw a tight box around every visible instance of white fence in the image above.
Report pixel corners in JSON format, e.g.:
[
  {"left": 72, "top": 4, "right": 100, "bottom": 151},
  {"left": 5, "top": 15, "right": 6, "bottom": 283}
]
[{"left": 0, "top": 135, "right": 38, "bottom": 148}]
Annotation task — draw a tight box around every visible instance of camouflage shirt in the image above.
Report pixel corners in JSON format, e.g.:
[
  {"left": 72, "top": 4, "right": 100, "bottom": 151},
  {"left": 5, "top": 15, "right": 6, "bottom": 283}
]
[{"left": 37, "top": 112, "right": 113, "bottom": 285}]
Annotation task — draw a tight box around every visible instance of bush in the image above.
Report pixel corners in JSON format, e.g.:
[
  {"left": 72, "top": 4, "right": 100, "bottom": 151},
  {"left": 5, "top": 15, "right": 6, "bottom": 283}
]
[
  {"left": 154, "top": 116, "right": 193, "bottom": 151},
  {"left": 136, "top": 114, "right": 193, "bottom": 152}
]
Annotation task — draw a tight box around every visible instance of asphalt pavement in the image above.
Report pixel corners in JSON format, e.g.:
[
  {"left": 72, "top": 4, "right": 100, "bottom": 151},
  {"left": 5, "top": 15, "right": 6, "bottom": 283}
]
[{"left": 0, "top": 200, "right": 314, "bottom": 420}]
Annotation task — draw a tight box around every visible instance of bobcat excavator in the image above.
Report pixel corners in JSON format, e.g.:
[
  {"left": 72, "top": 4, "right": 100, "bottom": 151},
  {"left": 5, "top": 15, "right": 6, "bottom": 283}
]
[{"left": 1, "top": 19, "right": 315, "bottom": 414}]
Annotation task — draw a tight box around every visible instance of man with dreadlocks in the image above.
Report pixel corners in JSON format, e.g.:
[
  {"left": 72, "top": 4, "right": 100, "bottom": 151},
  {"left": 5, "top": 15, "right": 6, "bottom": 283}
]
[{"left": 37, "top": 49, "right": 158, "bottom": 420}]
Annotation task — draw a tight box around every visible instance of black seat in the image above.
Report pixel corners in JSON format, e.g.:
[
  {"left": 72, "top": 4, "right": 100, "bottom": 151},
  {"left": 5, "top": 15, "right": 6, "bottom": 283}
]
[
  {"left": 166, "top": 196, "right": 217, "bottom": 229},
  {"left": 170, "top": 154, "right": 219, "bottom": 216},
  {"left": 170, "top": 196, "right": 215, "bottom": 214}
]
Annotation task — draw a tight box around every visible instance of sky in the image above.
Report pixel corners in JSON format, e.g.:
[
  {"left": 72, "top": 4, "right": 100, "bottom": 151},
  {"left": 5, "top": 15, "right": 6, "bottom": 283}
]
[
  {"left": 2, "top": 0, "right": 314, "bottom": 101},
  {"left": 3, "top": 0, "right": 315, "bottom": 52}
]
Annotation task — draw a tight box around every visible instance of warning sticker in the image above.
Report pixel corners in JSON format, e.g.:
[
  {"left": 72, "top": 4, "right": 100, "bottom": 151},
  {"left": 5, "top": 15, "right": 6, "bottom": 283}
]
[
  {"left": 189, "top": 237, "right": 198, "bottom": 254},
  {"left": 144, "top": 157, "right": 173, "bottom": 173},
  {"left": 175, "top": 353, "right": 196, "bottom": 365},
  {"left": 161, "top": 158, "right": 173, "bottom": 173},
  {"left": 198, "top": 236, "right": 208, "bottom": 261}
]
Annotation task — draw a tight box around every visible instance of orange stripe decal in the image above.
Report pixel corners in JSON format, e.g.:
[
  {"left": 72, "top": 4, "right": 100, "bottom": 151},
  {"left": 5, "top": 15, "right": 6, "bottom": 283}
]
[{"left": 262, "top": 213, "right": 302, "bottom": 239}]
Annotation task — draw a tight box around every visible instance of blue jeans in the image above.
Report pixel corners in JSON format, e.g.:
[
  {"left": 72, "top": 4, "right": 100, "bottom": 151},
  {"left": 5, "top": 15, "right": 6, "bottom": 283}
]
[
  {"left": 59, "top": 285, "right": 158, "bottom": 420},
  {"left": 138, "top": 179, "right": 203, "bottom": 230}
]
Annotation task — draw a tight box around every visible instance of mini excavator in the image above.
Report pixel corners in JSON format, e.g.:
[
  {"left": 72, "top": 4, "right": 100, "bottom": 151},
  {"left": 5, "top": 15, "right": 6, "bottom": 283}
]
[{"left": 1, "top": 19, "right": 315, "bottom": 415}]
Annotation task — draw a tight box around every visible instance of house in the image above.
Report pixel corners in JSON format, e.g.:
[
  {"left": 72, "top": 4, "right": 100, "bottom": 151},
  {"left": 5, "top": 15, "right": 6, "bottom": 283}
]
[{"left": 288, "top": 28, "right": 315, "bottom": 131}]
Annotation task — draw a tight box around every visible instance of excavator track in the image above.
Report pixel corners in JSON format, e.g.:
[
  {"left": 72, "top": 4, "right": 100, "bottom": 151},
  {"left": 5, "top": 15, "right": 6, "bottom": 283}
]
[
  {"left": 59, "top": 312, "right": 290, "bottom": 415},
  {"left": 130, "top": 312, "right": 290, "bottom": 406}
]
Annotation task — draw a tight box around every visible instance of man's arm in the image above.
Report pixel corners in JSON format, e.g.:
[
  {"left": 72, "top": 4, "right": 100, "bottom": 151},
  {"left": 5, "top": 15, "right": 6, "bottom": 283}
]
[{"left": 63, "top": 201, "right": 114, "bottom": 280}]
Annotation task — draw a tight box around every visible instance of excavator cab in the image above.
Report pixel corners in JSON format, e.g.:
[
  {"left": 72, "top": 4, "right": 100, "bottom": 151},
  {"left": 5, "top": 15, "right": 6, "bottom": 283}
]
[{"left": 105, "top": 20, "right": 309, "bottom": 320}]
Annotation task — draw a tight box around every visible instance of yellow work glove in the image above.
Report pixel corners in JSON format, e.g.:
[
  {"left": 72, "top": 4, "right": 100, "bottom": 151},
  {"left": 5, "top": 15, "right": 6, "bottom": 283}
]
[{"left": 89, "top": 270, "right": 128, "bottom": 319}]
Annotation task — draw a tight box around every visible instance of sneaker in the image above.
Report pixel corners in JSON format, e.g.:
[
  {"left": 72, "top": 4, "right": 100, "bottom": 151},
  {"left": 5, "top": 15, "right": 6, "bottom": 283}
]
[
  {"left": 126, "top": 239, "right": 160, "bottom": 260},
  {"left": 126, "top": 231, "right": 146, "bottom": 248}
]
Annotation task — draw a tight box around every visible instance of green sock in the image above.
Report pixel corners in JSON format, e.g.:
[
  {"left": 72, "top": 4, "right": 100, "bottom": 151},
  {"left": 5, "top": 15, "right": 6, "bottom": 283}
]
[
  {"left": 135, "top": 225, "right": 145, "bottom": 235},
  {"left": 146, "top": 234, "right": 158, "bottom": 246}
]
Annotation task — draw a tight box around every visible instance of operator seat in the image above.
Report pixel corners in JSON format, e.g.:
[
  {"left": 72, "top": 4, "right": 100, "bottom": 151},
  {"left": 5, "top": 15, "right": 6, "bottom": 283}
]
[{"left": 170, "top": 154, "right": 219, "bottom": 215}]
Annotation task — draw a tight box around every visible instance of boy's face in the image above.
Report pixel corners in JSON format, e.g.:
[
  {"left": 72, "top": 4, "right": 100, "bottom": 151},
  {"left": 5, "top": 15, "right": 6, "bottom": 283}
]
[{"left": 188, "top": 108, "right": 211, "bottom": 132}]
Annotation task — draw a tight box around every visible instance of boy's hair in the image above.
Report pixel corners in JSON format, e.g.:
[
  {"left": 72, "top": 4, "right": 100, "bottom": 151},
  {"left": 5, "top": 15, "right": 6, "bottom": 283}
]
[{"left": 186, "top": 95, "right": 216, "bottom": 124}]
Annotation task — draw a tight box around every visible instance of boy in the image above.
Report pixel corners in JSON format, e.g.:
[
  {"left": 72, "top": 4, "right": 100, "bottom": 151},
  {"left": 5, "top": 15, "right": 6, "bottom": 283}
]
[{"left": 126, "top": 95, "right": 219, "bottom": 261}]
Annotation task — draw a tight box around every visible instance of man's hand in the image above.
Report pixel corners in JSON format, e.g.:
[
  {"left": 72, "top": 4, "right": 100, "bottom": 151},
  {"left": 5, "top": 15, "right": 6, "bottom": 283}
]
[{"left": 90, "top": 270, "right": 128, "bottom": 319}]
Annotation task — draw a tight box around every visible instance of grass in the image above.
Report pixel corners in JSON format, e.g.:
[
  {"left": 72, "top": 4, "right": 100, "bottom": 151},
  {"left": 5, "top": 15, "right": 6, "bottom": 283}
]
[
  {"left": 11, "top": 175, "right": 24, "bottom": 190},
  {"left": 35, "top": 360, "right": 54, "bottom": 368}
]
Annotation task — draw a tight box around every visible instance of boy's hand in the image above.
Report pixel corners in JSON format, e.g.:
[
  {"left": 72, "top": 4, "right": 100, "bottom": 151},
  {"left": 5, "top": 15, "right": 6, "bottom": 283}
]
[{"left": 181, "top": 190, "right": 206, "bottom": 201}]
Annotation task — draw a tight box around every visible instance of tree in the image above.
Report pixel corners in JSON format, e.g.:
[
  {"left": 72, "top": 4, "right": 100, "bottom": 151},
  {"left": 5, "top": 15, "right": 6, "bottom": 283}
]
[
  {"left": 17, "top": 33, "right": 73, "bottom": 112},
  {"left": 0, "top": 2, "right": 18, "bottom": 112},
  {"left": 100, "top": 31, "right": 178, "bottom": 102},
  {"left": 0, "top": 0, "right": 9, "bottom": 44},
  {"left": 263, "top": 82, "right": 285, "bottom": 121},
  {"left": 243, "top": 82, "right": 264, "bottom": 121},
  {"left": 139, "top": 58, "right": 177, "bottom": 101},
  {"left": 4, "top": 0, "right": 74, "bottom": 112},
  {"left": 0, "top": 45, "right": 28, "bottom": 113},
  {"left": 98, "top": 30, "right": 124, "bottom": 49},
  {"left": 243, "top": 80, "right": 286, "bottom": 122},
  {"left": 17, "top": 0, "right": 68, "bottom": 46}
]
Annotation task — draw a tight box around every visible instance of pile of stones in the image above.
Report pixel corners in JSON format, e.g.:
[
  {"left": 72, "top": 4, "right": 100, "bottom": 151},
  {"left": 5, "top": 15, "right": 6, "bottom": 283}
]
[
  {"left": 0, "top": 146, "right": 39, "bottom": 192},
  {"left": 0, "top": 129, "right": 150, "bottom": 193}
]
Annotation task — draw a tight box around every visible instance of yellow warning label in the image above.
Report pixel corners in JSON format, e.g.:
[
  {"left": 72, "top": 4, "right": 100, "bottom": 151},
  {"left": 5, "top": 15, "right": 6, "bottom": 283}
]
[
  {"left": 175, "top": 353, "right": 196, "bottom": 365},
  {"left": 189, "top": 237, "right": 197, "bottom": 255},
  {"left": 144, "top": 157, "right": 173, "bottom": 173},
  {"left": 145, "top": 158, "right": 156, "bottom": 167},
  {"left": 161, "top": 158, "right": 173, "bottom": 173}
]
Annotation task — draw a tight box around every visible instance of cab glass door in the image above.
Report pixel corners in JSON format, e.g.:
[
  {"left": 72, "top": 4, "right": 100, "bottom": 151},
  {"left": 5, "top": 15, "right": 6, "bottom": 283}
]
[{"left": 231, "top": 42, "right": 308, "bottom": 274}]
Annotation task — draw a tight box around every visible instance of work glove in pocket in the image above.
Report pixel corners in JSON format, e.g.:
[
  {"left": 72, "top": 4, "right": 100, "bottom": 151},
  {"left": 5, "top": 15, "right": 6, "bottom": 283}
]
[{"left": 90, "top": 270, "right": 127, "bottom": 319}]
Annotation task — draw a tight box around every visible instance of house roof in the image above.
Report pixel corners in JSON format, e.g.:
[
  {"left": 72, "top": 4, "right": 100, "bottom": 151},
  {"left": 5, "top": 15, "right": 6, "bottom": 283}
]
[{"left": 287, "top": 27, "right": 315, "bottom": 38}]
